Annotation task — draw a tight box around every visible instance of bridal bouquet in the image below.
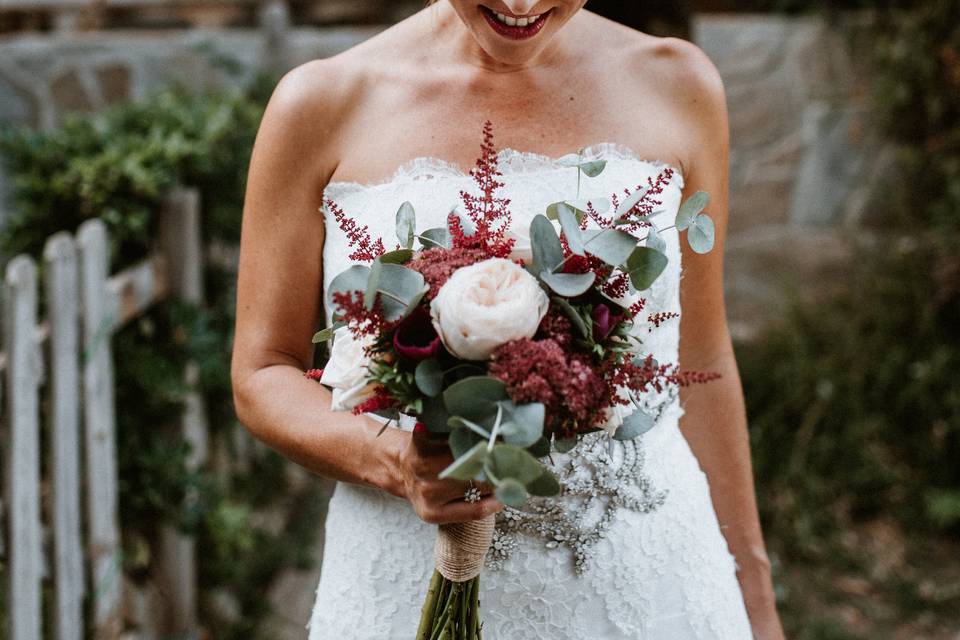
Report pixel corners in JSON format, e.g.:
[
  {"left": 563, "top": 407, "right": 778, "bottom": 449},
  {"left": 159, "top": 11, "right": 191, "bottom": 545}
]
[{"left": 307, "top": 122, "right": 719, "bottom": 639}]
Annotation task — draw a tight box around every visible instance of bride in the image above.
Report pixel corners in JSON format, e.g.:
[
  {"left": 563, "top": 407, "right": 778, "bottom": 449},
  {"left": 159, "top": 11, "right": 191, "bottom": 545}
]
[{"left": 230, "top": 1, "right": 785, "bottom": 638}]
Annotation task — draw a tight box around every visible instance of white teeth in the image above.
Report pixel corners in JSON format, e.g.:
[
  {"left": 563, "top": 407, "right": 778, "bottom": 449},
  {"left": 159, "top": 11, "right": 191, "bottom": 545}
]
[{"left": 492, "top": 10, "right": 540, "bottom": 27}]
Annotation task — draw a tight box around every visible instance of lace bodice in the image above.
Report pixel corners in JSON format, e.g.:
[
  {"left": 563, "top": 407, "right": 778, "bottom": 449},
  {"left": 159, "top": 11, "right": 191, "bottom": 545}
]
[
  {"left": 321, "top": 143, "right": 685, "bottom": 365},
  {"left": 309, "top": 145, "right": 754, "bottom": 640}
]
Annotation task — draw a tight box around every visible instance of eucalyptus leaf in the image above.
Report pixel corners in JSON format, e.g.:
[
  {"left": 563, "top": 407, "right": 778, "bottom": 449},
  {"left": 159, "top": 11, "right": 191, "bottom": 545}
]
[
  {"left": 531, "top": 214, "right": 565, "bottom": 274},
  {"left": 615, "top": 187, "right": 648, "bottom": 218},
  {"left": 545, "top": 201, "right": 570, "bottom": 222},
  {"left": 527, "top": 436, "right": 551, "bottom": 458},
  {"left": 443, "top": 376, "right": 508, "bottom": 422},
  {"left": 687, "top": 213, "right": 716, "bottom": 254},
  {"left": 498, "top": 401, "right": 545, "bottom": 448},
  {"left": 613, "top": 409, "right": 656, "bottom": 440},
  {"left": 554, "top": 436, "right": 578, "bottom": 453},
  {"left": 450, "top": 424, "right": 484, "bottom": 459},
  {"left": 556, "top": 153, "right": 582, "bottom": 167},
  {"left": 448, "top": 416, "right": 493, "bottom": 438},
  {"left": 582, "top": 228, "right": 638, "bottom": 267},
  {"left": 420, "top": 397, "right": 452, "bottom": 434},
  {"left": 311, "top": 324, "right": 338, "bottom": 343},
  {"left": 540, "top": 270, "right": 596, "bottom": 297},
  {"left": 487, "top": 443, "right": 544, "bottom": 484},
  {"left": 419, "top": 226, "right": 452, "bottom": 249},
  {"left": 645, "top": 225, "right": 667, "bottom": 254},
  {"left": 327, "top": 265, "right": 371, "bottom": 310},
  {"left": 439, "top": 441, "right": 488, "bottom": 481},
  {"left": 379, "top": 248, "right": 414, "bottom": 264},
  {"left": 526, "top": 469, "right": 561, "bottom": 496},
  {"left": 395, "top": 201, "right": 416, "bottom": 249},
  {"left": 556, "top": 202, "right": 585, "bottom": 256},
  {"left": 495, "top": 478, "right": 528, "bottom": 508},
  {"left": 414, "top": 358, "right": 444, "bottom": 397},
  {"left": 676, "top": 190, "right": 710, "bottom": 232},
  {"left": 375, "top": 263, "right": 429, "bottom": 321},
  {"left": 364, "top": 257, "right": 383, "bottom": 310},
  {"left": 579, "top": 159, "right": 607, "bottom": 177},
  {"left": 625, "top": 246, "right": 668, "bottom": 291}
]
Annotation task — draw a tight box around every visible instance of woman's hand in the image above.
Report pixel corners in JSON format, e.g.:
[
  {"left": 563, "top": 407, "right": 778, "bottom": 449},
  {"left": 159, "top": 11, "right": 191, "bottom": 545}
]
[{"left": 392, "top": 429, "right": 503, "bottom": 525}]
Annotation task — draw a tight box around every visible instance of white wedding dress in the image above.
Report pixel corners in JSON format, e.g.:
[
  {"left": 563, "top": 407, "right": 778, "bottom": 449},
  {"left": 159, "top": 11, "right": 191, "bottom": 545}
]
[{"left": 307, "top": 144, "right": 755, "bottom": 639}]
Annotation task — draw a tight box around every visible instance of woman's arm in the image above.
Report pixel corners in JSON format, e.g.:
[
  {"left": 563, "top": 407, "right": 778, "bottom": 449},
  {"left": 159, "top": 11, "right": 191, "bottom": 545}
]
[
  {"left": 230, "top": 61, "right": 500, "bottom": 525},
  {"left": 230, "top": 60, "right": 400, "bottom": 488},
  {"left": 669, "top": 42, "right": 785, "bottom": 640}
]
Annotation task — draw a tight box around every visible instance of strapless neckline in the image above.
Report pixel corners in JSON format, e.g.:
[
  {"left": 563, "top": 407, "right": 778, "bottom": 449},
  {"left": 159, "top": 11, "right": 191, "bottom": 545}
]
[{"left": 322, "top": 141, "right": 685, "bottom": 197}]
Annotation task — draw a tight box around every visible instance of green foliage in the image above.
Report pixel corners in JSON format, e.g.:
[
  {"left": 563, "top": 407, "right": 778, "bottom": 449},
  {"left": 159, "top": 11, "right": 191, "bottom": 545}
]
[
  {"left": 740, "top": 244, "right": 960, "bottom": 548},
  {"left": 0, "top": 77, "right": 265, "bottom": 268},
  {"left": 739, "top": 0, "right": 960, "bottom": 553},
  {"left": 732, "top": 3, "right": 960, "bottom": 633},
  {"left": 0, "top": 63, "right": 321, "bottom": 634}
]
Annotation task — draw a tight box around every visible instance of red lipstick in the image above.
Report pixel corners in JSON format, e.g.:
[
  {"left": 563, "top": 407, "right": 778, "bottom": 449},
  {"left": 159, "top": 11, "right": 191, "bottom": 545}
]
[{"left": 479, "top": 5, "right": 551, "bottom": 40}]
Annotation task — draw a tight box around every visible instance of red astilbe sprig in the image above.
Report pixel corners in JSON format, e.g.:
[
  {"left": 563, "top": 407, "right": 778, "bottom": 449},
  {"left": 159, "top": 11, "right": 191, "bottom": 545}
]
[
  {"left": 330, "top": 290, "right": 398, "bottom": 340},
  {"left": 611, "top": 354, "right": 721, "bottom": 396},
  {"left": 584, "top": 200, "right": 613, "bottom": 229},
  {"left": 610, "top": 167, "right": 675, "bottom": 235},
  {"left": 452, "top": 120, "right": 515, "bottom": 258},
  {"left": 406, "top": 245, "right": 489, "bottom": 298},
  {"left": 626, "top": 298, "right": 648, "bottom": 318},
  {"left": 648, "top": 311, "right": 680, "bottom": 329},
  {"left": 325, "top": 197, "right": 386, "bottom": 263},
  {"left": 351, "top": 386, "right": 397, "bottom": 416},
  {"left": 489, "top": 338, "right": 609, "bottom": 439}
]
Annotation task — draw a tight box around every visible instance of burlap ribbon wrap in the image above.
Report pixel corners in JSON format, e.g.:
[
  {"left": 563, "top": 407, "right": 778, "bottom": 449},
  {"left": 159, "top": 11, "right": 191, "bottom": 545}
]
[{"left": 434, "top": 513, "right": 496, "bottom": 582}]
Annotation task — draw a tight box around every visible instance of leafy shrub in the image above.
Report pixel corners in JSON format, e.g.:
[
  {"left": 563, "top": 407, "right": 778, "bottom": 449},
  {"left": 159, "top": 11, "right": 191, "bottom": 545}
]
[
  {"left": 739, "top": 0, "right": 960, "bottom": 550},
  {"left": 0, "top": 63, "right": 322, "bottom": 635}
]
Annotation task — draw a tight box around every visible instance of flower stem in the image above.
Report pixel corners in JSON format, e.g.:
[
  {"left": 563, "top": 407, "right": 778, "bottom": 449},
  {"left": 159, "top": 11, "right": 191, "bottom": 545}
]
[
  {"left": 416, "top": 570, "right": 444, "bottom": 640},
  {"left": 468, "top": 576, "right": 481, "bottom": 639}
]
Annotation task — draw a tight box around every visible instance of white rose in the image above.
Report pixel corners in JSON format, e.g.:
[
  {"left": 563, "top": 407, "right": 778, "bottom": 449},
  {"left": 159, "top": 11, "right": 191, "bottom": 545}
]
[
  {"left": 430, "top": 257, "right": 549, "bottom": 361},
  {"left": 320, "top": 326, "right": 378, "bottom": 411}
]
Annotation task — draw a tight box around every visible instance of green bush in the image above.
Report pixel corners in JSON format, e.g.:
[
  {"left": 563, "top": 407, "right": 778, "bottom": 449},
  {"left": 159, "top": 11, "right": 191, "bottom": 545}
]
[
  {"left": 739, "top": 0, "right": 960, "bottom": 551},
  {"left": 0, "top": 64, "right": 322, "bottom": 635}
]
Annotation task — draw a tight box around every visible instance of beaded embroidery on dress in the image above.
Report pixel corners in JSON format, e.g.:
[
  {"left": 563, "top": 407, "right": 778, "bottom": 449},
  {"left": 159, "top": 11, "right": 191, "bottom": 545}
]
[{"left": 307, "top": 145, "right": 755, "bottom": 639}]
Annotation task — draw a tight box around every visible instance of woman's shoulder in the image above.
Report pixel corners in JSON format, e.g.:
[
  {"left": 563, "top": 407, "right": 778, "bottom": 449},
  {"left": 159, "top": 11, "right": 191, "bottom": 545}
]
[{"left": 581, "top": 12, "right": 725, "bottom": 105}]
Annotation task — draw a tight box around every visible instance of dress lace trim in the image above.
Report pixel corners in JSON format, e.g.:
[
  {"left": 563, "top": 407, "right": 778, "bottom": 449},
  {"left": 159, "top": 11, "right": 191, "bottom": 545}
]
[{"left": 323, "top": 142, "right": 686, "bottom": 198}]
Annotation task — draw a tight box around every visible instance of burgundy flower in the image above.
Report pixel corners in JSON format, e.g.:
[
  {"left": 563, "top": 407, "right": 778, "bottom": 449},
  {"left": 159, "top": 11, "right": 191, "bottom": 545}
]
[
  {"left": 489, "top": 338, "right": 608, "bottom": 439},
  {"left": 392, "top": 306, "right": 440, "bottom": 360},
  {"left": 592, "top": 303, "right": 623, "bottom": 340}
]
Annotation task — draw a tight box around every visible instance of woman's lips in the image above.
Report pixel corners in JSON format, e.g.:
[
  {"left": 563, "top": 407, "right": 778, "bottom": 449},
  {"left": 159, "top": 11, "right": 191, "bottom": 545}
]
[{"left": 479, "top": 5, "right": 551, "bottom": 40}]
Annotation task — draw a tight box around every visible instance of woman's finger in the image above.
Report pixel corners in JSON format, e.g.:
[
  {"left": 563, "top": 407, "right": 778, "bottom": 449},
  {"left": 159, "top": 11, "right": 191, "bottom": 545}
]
[{"left": 433, "top": 495, "right": 503, "bottom": 524}]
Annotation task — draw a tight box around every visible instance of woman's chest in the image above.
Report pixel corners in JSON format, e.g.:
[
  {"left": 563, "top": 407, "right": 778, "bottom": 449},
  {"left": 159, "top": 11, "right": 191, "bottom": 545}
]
[{"left": 329, "top": 66, "right": 686, "bottom": 187}]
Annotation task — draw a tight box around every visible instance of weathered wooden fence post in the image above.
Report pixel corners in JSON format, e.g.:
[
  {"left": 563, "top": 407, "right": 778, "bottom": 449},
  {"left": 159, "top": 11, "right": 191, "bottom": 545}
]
[
  {"left": 156, "top": 186, "right": 208, "bottom": 638},
  {"left": 77, "top": 218, "right": 124, "bottom": 638},
  {"left": 2, "top": 255, "right": 44, "bottom": 640},
  {"left": 44, "top": 231, "right": 85, "bottom": 640}
]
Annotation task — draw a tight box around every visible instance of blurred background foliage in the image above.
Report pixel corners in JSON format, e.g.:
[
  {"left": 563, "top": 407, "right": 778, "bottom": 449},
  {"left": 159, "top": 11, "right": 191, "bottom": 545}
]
[
  {"left": 0, "top": 0, "right": 957, "bottom": 637},
  {"left": 734, "top": 0, "right": 960, "bottom": 637},
  {"left": 0, "top": 69, "right": 329, "bottom": 637}
]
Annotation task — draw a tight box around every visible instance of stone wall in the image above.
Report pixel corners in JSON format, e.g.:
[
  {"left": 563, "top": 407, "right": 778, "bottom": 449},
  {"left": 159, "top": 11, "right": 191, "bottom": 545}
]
[
  {"left": 0, "top": 13, "right": 884, "bottom": 338},
  {"left": 694, "top": 13, "right": 885, "bottom": 338}
]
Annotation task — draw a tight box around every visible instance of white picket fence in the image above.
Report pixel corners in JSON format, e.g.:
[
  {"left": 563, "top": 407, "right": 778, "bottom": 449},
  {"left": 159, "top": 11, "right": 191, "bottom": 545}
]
[{"left": 0, "top": 187, "right": 209, "bottom": 639}]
